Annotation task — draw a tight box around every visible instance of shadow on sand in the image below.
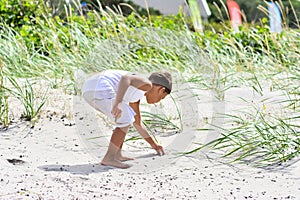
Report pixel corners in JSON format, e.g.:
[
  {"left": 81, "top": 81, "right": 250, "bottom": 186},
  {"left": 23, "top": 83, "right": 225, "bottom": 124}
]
[{"left": 38, "top": 163, "right": 113, "bottom": 175}]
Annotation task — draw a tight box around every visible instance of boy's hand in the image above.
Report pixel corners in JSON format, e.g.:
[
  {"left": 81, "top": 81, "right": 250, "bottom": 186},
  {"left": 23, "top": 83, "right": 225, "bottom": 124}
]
[
  {"left": 154, "top": 145, "right": 165, "bottom": 156},
  {"left": 111, "top": 102, "right": 122, "bottom": 120}
]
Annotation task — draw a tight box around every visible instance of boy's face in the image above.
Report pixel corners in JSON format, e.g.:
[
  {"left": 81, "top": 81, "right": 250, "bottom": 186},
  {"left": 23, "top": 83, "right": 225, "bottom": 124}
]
[{"left": 145, "top": 85, "right": 169, "bottom": 104}]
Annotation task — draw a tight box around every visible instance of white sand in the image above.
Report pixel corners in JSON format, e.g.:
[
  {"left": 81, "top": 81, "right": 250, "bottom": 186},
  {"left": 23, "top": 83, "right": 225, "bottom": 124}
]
[{"left": 0, "top": 81, "right": 300, "bottom": 199}]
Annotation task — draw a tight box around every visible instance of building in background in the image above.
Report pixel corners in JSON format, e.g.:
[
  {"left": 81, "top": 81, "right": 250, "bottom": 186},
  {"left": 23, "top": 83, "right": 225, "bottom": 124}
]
[
  {"left": 131, "top": 0, "right": 211, "bottom": 20},
  {"left": 131, "top": 0, "right": 211, "bottom": 31}
]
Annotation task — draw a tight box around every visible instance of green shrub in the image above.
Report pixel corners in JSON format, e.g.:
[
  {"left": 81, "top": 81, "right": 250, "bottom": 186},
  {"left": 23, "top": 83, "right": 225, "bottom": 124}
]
[{"left": 0, "top": 0, "right": 49, "bottom": 28}]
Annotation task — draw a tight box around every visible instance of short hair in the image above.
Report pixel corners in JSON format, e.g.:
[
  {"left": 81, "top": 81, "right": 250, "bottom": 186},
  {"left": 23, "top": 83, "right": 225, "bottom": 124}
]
[{"left": 149, "top": 71, "right": 172, "bottom": 94}]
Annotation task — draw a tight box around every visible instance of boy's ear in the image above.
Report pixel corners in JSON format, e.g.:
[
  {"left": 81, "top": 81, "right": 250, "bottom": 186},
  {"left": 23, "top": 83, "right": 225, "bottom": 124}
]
[
  {"left": 161, "top": 86, "right": 169, "bottom": 95},
  {"left": 161, "top": 87, "right": 169, "bottom": 94},
  {"left": 154, "top": 85, "right": 167, "bottom": 94},
  {"left": 162, "top": 87, "right": 167, "bottom": 94}
]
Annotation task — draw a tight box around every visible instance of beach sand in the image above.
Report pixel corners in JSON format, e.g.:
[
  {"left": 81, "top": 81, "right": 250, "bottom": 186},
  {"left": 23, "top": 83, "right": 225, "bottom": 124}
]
[{"left": 0, "top": 81, "right": 300, "bottom": 200}]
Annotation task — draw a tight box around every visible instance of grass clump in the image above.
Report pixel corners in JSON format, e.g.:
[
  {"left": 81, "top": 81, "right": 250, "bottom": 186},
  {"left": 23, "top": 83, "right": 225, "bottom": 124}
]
[{"left": 185, "top": 99, "right": 300, "bottom": 167}]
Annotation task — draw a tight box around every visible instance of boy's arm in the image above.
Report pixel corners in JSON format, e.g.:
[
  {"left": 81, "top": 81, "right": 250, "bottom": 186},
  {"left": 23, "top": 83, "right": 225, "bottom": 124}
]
[
  {"left": 112, "top": 74, "right": 152, "bottom": 119},
  {"left": 130, "top": 101, "right": 165, "bottom": 156}
]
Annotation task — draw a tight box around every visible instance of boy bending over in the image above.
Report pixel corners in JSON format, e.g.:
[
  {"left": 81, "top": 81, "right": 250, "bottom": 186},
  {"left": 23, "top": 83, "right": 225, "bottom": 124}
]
[{"left": 82, "top": 70, "right": 172, "bottom": 168}]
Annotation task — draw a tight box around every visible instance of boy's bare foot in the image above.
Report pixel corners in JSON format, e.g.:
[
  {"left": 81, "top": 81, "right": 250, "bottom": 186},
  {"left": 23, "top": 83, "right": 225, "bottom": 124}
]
[
  {"left": 101, "top": 159, "right": 130, "bottom": 169},
  {"left": 118, "top": 156, "right": 134, "bottom": 161}
]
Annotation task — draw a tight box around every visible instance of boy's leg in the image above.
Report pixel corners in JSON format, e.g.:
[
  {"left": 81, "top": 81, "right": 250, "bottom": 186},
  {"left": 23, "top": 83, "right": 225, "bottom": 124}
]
[
  {"left": 115, "top": 126, "right": 134, "bottom": 161},
  {"left": 101, "top": 126, "right": 131, "bottom": 168},
  {"left": 117, "top": 143, "right": 134, "bottom": 161}
]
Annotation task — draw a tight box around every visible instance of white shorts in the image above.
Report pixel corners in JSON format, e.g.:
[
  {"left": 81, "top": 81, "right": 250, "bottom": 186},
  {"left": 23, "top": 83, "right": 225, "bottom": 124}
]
[{"left": 82, "top": 91, "right": 136, "bottom": 128}]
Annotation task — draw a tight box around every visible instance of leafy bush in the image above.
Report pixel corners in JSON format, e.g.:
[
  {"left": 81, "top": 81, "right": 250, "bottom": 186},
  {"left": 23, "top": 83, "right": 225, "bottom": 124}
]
[{"left": 0, "top": 0, "right": 49, "bottom": 28}]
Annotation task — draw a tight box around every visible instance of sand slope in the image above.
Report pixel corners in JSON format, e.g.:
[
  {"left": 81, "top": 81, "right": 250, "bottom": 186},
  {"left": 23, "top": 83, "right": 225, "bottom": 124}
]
[{"left": 1, "top": 83, "right": 300, "bottom": 199}]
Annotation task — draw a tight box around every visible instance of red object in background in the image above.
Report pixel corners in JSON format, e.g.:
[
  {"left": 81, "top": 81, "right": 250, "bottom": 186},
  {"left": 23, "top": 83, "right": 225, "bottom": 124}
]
[{"left": 226, "top": 0, "right": 242, "bottom": 31}]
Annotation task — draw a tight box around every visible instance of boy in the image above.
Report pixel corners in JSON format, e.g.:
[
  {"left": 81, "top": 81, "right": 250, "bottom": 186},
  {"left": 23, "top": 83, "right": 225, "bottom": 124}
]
[{"left": 82, "top": 70, "right": 172, "bottom": 169}]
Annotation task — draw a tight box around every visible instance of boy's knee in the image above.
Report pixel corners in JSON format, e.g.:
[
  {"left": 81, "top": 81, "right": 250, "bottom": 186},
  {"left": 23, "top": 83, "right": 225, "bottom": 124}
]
[
  {"left": 113, "top": 126, "right": 129, "bottom": 135},
  {"left": 115, "top": 126, "right": 130, "bottom": 134},
  {"left": 119, "top": 125, "right": 130, "bottom": 133}
]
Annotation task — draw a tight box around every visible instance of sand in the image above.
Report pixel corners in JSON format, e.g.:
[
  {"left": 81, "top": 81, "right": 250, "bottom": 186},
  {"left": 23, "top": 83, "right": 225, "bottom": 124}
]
[{"left": 0, "top": 80, "right": 300, "bottom": 200}]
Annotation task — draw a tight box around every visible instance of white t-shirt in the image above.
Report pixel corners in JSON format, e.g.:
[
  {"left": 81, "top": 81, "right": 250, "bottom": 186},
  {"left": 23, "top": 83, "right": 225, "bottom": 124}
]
[{"left": 82, "top": 70, "right": 145, "bottom": 103}]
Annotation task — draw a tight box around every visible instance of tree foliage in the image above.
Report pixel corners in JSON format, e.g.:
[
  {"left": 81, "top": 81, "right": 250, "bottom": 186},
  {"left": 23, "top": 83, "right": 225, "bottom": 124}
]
[{"left": 0, "top": 0, "right": 50, "bottom": 28}]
